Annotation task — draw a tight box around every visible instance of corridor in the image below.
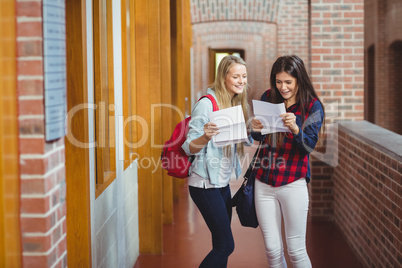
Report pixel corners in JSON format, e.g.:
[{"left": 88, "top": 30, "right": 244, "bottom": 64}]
[
  {"left": 134, "top": 178, "right": 364, "bottom": 268},
  {"left": 2, "top": 0, "right": 401, "bottom": 267}
]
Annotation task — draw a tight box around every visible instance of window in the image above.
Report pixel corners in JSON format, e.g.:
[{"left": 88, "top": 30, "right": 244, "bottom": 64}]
[
  {"left": 208, "top": 49, "right": 245, "bottom": 84},
  {"left": 389, "top": 41, "right": 402, "bottom": 134},
  {"left": 365, "top": 45, "right": 375, "bottom": 124},
  {"left": 93, "top": 0, "right": 115, "bottom": 196}
]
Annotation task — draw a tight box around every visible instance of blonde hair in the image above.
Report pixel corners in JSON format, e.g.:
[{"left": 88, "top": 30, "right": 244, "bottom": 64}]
[{"left": 212, "top": 55, "right": 250, "bottom": 157}]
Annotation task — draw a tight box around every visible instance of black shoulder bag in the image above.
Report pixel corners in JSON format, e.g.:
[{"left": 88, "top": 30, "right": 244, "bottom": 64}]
[{"left": 231, "top": 142, "right": 261, "bottom": 228}]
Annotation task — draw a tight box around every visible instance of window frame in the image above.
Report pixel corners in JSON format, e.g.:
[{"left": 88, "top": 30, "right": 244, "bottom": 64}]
[
  {"left": 93, "top": 0, "right": 116, "bottom": 198},
  {"left": 208, "top": 48, "right": 245, "bottom": 84},
  {"left": 121, "top": 0, "right": 137, "bottom": 170}
]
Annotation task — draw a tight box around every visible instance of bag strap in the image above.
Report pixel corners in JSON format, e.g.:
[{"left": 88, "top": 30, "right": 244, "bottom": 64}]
[
  {"left": 231, "top": 141, "right": 263, "bottom": 207},
  {"left": 244, "top": 141, "right": 262, "bottom": 180},
  {"left": 195, "top": 94, "right": 219, "bottom": 180},
  {"left": 198, "top": 94, "right": 219, "bottom": 112}
]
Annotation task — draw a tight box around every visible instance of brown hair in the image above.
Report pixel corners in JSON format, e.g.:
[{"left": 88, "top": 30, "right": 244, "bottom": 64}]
[{"left": 268, "top": 55, "right": 325, "bottom": 147}]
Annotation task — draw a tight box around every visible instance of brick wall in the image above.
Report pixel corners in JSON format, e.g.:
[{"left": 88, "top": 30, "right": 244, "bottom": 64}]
[
  {"left": 332, "top": 121, "right": 401, "bottom": 268},
  {"left": 365, "top": 0, "right": 402, "bottom": 135},
  {"left": 309, "top": 0, "right": 365, "bottom": 220},
  {"left": 308, "top": 158, "right": 335, "bottom": 220},
  {"left": 385, "top": 0, "right": 402, "bottom": 44},
  {"left": 277, "top": 0, "right": 309, "bottom": 66},
  {"left": 310, "top": 0, "right": 364, "bottom": 119},
  {"left": 190, "top": 0, "right": 281, "bottom": 23},
  {"left": 16, "top": 0, "right": 67, "bottom": 267}
]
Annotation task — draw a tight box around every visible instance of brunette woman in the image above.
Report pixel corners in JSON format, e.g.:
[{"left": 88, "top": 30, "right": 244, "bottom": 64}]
[{"left": 251, "top": 55, "right": 325, "bottom": 268}]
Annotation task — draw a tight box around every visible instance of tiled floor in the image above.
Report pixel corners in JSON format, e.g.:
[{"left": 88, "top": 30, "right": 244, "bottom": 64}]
[{"left": 133, "top": 178, "right": 364, "bottom": 268}]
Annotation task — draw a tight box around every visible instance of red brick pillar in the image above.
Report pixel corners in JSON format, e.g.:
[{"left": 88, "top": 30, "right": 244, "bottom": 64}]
[
  {"left": 309, "top": 0, "right": 364, "bottom": 220},
  {"left": 16, "top": 1, "right": 67, "bottom": 267}
]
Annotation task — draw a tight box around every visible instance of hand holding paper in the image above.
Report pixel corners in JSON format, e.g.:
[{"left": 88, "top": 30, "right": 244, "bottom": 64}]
[
  {"left": 252, "top": 100, "right": 291, "bottom": 134},
  {"left": 209, "top": 105, "right": 248, "bottom": 147}
]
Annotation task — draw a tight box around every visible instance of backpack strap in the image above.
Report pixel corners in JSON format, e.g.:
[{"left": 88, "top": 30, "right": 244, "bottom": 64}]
[{"left": 198, "top": 94, "right": 219, "bottom": 112}]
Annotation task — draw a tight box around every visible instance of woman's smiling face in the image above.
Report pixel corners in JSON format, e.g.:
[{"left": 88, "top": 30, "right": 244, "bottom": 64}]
[
  {"left": 276, "top": 71, "right": 298, "bottom": 106},
  {"left": 225, "top": 63, "right": 247, "bottom": 97}
]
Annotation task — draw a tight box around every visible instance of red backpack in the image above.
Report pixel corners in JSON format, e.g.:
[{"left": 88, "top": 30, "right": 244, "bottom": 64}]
[{"left": 161, "top": 95, "right": 219, "bottom": 178}]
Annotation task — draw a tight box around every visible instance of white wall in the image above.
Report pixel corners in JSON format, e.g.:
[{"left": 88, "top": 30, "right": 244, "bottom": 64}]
[
  {"left": 93, "top": 162, "right": 139, "bottom": 268},
  {"left": 86, "top": 0, "right": 139, "bottom": 267}
]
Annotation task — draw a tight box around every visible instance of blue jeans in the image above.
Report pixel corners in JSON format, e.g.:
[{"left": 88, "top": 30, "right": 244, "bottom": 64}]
[{"left": 189, "top": 185, "right": 234, "bottom": 268}]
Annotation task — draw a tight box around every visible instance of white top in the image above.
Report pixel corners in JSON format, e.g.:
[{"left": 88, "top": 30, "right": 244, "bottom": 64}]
[{"left": 188, "top": 152, "right": 234, "bottom": 189}]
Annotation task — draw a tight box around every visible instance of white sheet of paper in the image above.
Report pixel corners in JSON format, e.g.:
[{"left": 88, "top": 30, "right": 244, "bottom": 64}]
[
  {"left": 252, "top": 100, "right": 291, "bottom": 135},
  {"left": 209, "top": 105, "right": 248, "bottom": 147}
]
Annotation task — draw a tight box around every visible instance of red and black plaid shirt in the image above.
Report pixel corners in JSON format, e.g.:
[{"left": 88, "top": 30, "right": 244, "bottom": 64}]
[{"left": 251, "top": 90, "right": 324, "bottom": 187}]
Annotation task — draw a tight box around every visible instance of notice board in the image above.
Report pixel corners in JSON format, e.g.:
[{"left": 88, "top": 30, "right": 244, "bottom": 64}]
[{"left": 43, "top": 0, "right": 67, "bottom": 141}]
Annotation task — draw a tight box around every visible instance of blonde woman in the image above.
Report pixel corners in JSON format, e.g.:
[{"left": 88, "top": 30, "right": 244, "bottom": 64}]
[{"left": 182, "top": 55, "right": 252, "bottom": 268}]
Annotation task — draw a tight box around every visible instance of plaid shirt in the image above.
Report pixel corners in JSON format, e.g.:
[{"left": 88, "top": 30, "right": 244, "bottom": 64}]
[{"left": 251, "top": 90, "right": 324, "bottom": 187}]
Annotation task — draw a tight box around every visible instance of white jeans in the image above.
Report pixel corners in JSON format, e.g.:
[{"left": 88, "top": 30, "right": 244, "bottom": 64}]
[{"left": 255, "top": 178, "right": 312, "bottom": 268}]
